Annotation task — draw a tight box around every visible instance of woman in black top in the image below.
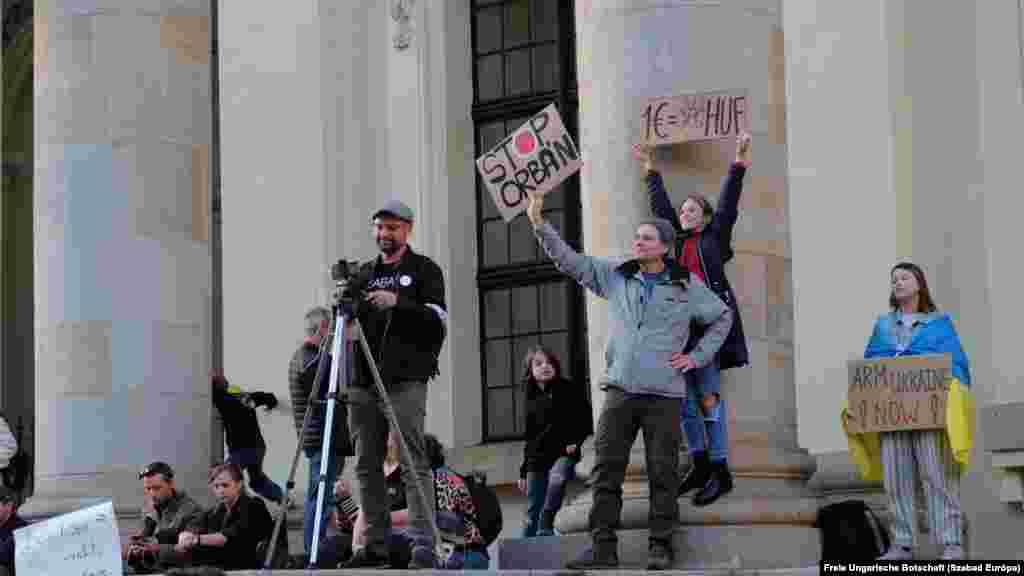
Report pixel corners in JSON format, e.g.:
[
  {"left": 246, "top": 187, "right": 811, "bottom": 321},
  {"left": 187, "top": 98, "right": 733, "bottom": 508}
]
[
  {"left": 177, "top": 463, "right": 273, "bottom": 570},
  {"left": 518, "top": 346, "right": 592, "bottom": 537}
]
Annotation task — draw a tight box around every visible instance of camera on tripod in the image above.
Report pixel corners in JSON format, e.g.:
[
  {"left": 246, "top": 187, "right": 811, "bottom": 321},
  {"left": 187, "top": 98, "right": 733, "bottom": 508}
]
[{"left": 330, "top": 259, "right": 363, "bottom": 316}]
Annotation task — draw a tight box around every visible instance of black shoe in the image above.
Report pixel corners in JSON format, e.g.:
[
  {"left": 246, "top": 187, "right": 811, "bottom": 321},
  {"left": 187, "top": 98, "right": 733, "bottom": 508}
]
[
  {"left": 692, "top": 461, "right": 733, "bottom": 507},
  {"left": 678, "top": 450, "right": 711, "bottom": 496},
  {"left": 343, "top": 546, "right": 391, "bottom": 569},
  {"left": 647, "top": 542, "right": 674, "bottom": 570},
  {"left": 565, "top": 546, "right": 619, "bottom": 570}
]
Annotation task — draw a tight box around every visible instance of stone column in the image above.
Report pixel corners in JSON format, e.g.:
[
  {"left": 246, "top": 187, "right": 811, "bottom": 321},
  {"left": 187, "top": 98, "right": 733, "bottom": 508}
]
[
  {"left": 27, "top": 0, "right": 213, "bottom": 518},
  {"left": 559, "top": 0, "right": 818, "bottom": 569}
]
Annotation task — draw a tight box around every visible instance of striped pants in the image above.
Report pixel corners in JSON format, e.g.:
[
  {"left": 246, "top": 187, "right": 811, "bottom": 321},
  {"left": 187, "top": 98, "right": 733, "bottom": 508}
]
[{"left": 880, "top": 430, "right": 962, "bottom": 548}]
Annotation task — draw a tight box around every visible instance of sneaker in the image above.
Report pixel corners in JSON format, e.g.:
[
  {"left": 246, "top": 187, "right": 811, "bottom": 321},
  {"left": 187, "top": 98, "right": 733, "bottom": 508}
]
[
  {"left": 940, "top": 545, "right": 964, "bottom": 560},
  {"left": 877, "top": 545, "right": 913, "bottom": 560},
  {"left": 343, "top": 546, "right": 391, "bottom": 568},
  {"left": 647, "top": 543, "right": 674, "bottom": 570}
]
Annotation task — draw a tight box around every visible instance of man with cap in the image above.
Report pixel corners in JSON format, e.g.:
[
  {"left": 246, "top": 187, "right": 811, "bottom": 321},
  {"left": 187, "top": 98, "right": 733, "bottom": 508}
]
[
  {"left": 525, "top": 191, "right": 733, "bottom": 570},
  {"left": 122, "top": 462, "right": 203, "bottom": 574},
  {"left": 342, "top": 199, "right": 447, "bottom": 569},
  {"left": 0, "top": 485, "right": 27, "bottom": 576}
]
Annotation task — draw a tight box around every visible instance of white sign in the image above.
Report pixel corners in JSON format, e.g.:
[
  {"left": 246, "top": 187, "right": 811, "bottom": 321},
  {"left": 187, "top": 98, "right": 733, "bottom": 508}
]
[{"left": 15, "top": 500, "right": 122, "bottom": 576}]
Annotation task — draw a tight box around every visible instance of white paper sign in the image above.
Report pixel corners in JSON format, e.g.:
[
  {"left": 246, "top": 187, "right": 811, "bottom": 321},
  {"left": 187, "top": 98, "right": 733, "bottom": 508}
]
[{"left": 15, "top": 500, "right": 122, "bottom": 576}]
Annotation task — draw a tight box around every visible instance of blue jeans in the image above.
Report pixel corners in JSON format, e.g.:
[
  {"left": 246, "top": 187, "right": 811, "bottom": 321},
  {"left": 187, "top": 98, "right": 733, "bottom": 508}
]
[
  {"left": 304, "top": 446, "right": 340, "bottom": 555},
  {"left": 226, "top": 447, "right": 284, "bottom": 503},
  {"left": 522, "top": 456, "right": 577, "bottom": 537},
  {"left": 681, "top": 363, "right": 729, "bottom": 463},
  {"left": 391, "top": 513, "right": 490, "bottom": 570}
]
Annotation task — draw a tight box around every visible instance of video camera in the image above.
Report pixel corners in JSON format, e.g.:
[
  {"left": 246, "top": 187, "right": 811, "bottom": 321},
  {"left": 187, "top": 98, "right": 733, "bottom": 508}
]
[{"left": 330, "top": 259, "right": 363, "bottom": 316}]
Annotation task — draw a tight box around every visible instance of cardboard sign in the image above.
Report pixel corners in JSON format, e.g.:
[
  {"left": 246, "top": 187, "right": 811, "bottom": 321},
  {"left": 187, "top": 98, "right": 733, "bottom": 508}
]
[
  {"left": 640, "top": 88, "right": 750, "bottom": 146},
  {"left": 845, "top": 354, "right": 952, "bottom": 434},
  {"left": 15, "top": 500, "right": 122, "bottom": 576},
  {"left": 476, "top": 103, "right": 582, "bottom": 222}
]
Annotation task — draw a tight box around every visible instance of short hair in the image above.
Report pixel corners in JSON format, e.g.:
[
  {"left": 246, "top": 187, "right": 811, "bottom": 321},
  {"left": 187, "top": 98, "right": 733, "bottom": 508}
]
[
  {"left": 304, "top": 307, "right": 330, "bottom": 337},
  {"left": 139, "top": 461, "right": 175, "bottom": 481},
  {"left": 208, "top": 462, "right": 243, "bottom": 484}
]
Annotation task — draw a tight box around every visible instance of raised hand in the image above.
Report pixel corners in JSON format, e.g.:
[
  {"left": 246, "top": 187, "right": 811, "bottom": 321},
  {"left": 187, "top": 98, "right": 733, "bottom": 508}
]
[
  {"left": 526, "top": 191, "right": 545, "bottom": 227},
  {"left": 735, "top": 132, "right": 752, "bottom": 167},
  {"left": 631, "top": 143, "right": 659, "bottom": 173}
]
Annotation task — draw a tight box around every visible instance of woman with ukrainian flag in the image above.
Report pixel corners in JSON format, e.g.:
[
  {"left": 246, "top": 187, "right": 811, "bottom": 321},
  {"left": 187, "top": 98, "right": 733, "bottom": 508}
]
[{"left": 861, "top": 262, "right": 971, "bottom": 561}]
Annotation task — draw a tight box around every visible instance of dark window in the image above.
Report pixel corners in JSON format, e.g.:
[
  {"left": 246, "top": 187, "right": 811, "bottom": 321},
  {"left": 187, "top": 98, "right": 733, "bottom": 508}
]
[{"left": 471, "top": 0, "right": 586, "bottom": 441}]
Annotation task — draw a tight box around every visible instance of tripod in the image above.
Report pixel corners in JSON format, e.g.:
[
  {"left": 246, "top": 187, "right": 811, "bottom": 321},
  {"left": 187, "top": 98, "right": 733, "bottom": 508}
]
[{"left": 263, "top": 279, "right": 449, "bottom": 570}]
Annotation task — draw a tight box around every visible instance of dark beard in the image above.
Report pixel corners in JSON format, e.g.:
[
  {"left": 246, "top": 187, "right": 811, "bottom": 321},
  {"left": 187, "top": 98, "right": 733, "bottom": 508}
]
[{"left": 377, "top": 238, "right": 403, "bottom": 256}]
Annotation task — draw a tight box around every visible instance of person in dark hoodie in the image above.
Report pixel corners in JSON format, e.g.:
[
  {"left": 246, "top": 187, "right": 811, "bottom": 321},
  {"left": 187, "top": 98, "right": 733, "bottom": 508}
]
[
  {"left": 632, "top": 133, "right": 751, "bottom": 507},
  {"left": 210, "top": 369, "right": 283, "bottom": 505},
  {"left": 517, "top": 346, "right": 592, "bottom": 537},
  {"left": 0, "top": 485, "right": 27, "bottom": 576}
]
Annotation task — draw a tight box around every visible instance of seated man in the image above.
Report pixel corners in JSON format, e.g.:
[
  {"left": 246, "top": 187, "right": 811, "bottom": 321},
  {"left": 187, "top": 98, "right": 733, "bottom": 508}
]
[
  {"left": 122, "top": 462, "right": 203, "bottom": 574},
  {"left": 175, "top": 463, "right": 273, "bottom": 571},
  {"left": 0, "top": 485, "right": 29, "bottom": 576}
]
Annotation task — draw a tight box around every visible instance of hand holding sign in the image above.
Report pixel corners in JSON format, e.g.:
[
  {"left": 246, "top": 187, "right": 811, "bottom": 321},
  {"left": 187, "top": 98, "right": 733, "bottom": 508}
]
[
  {"left": 735, "top": 132, "right": 752, "bottom": 167},
  {"left": 526, "top": 191, "right": 545, "bottom": 227}
]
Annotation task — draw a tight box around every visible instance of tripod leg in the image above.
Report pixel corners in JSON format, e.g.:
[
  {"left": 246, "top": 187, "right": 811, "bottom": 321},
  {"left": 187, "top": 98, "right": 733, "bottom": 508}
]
[
  {"left": 307, "top": 311, "right": 347, "bottom": 568},
  {"left": 262, "top": 310, "right": 340, "bottom": 570},
  {"left": 351, "top": 316, "right": 451, "bottom": 565}
]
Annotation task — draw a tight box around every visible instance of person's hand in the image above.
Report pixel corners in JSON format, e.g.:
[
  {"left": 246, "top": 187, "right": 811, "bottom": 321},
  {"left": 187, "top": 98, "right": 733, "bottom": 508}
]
[
  {"left": 701, "top": 393, "right": 720, "bottom": 413},
  {"left": 517, "top": 478, "right": 528, "bottom": 494},
  {"left": 334, "top": 478, "right": 352, "bottom": 499},
  {"left": 365, "top": 290, "right": 398, "bottom": 310},
  {"left": 566, "top": 444, "right": 578, "bottom": 455},
  {"left": 669, "top": 352, "right": 696, "bottom": 372},
  {"left": 249, "top": 391, "right": 278, "bottom": 411},
  {"left": 526, "top": 191, "right": 545, "bottom": 227},
  {"left": 177, "top": 531, "right": 199, "bottom": 550},
  {"left": 631, "top": 143, "right": 660, "bottom": 173},
  {"left": 735, "top": 132, "right": 752, "bottom": 167}
]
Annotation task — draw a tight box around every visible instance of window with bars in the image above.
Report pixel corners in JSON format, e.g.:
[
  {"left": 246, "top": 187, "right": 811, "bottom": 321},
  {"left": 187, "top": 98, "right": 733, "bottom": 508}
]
[{"left": 471, "top": 0, "right": 586, "bottom": 441}]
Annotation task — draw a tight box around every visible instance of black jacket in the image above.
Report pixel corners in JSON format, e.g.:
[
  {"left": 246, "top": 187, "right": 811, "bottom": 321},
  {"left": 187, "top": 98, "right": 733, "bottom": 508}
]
[
  {"left": 350, "top": 247, "right": 447, "bottom": 386},
  {"left": 646, "top": 164, "right": 750, "bottom": 371},
  {"left": 188, "top": 491, "right": 273, "bottom": 570},
  {"left": 212, "top": 381, "right": 265, "bottom": 452},
  {"left": 520, "top": 378, "right": 593, "bottom": 479}
]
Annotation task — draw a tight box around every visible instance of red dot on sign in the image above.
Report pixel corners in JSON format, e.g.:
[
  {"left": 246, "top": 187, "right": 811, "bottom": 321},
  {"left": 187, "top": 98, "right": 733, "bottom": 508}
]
[{"left": 515, "top": 131, "right": 537, "bottom": 155}]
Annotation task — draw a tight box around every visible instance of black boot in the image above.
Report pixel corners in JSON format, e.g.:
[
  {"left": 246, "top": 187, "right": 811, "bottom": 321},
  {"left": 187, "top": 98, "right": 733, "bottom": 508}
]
[
  {"left": 565, "top": 545, "right": 619, "bottom": 570},
  {"left": 692, "top": 461, "right": 733, "bottom": 507},
  {"left": 678, "top": 450, "right": 710, "bottom": 497}
]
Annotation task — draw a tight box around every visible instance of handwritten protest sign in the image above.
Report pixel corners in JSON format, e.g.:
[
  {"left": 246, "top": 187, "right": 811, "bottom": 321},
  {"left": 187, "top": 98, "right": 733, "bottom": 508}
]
[
  {"left": 845, "top": 354, "right": 951, "bottom": 434},
  {"left": 476, "top": 103, "right": 582, "bottom": 222},
  {"left": 15, "top": 500, "right": 122, "bottom": 576},
  {"left": 640, "top": 88, "right": 750, "bottom": 146}
]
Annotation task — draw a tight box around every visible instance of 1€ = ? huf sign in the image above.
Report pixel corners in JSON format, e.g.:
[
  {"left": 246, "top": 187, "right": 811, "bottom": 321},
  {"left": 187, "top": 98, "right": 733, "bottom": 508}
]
[
  {"left": 476, "top": 103, "right": 583, "bottom": 223},
  {"left": 641, "top": 88, "right": 750, "bottom": 146}
]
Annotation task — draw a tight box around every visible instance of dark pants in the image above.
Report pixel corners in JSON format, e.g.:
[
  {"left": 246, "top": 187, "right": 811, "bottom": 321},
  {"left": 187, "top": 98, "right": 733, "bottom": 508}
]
[
  {"left": 523, "top": 456, "right": 577, "bottom": 537},
  {"left": 227, "top": 447, "right": 284, "bottom": 503},
  {"left": 589, "top": 388, "right": 681, "bottom": 549},
  {"left": 348, "top": 379, "right": 435, "bottom": 555}
]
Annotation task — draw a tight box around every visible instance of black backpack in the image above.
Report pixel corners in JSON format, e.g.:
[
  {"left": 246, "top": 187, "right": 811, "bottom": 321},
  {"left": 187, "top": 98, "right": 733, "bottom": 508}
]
[
  {"left": 458, "top": 471, "right": 503, "bottom": 547},
  {"left": 816, "top": 500, "right": 891, "bottom": 561}
]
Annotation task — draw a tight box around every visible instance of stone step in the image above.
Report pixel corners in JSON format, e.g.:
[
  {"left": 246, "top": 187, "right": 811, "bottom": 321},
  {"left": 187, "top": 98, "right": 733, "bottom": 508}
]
[{"left": 497, "top": 526, "right": 820, "bottom": 571}]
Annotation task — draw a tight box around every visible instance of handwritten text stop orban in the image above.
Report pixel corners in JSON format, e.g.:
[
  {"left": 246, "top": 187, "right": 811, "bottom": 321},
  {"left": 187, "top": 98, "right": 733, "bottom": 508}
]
[
  {"left": 845, "top": 354, "right": 951, "bottom": 434},
  {"left": 14, "top": 500, "right": 121, "bottom": 576},
  {"left": 641, "top": 88, "right": 750, "bottom": 146},
  {"left": 476, "top": 103, "right": 583, "bottom": 223}
]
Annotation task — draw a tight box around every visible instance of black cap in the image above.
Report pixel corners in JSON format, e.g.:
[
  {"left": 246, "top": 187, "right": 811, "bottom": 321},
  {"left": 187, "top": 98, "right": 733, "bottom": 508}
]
[
  {"left": 0, "top": 484, "right": 15, "bottom": 503},
  {"left": 139, "top": 461, "right": 175, "bottom": 480},
  {"left": 372, "top": 200, "right": 414, "bottom": 223}
]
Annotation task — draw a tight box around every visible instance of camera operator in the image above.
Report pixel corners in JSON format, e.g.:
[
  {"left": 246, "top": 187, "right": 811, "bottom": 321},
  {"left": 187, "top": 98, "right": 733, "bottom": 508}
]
[{"left": 342, "top": 200, "right": 447, "bottom": 569}]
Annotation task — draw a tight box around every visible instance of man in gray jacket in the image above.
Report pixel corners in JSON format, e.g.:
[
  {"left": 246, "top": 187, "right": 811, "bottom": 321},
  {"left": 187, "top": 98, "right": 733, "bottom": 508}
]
[{"left": 526, "top": 191, "right": 732, "bottom": 570}]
